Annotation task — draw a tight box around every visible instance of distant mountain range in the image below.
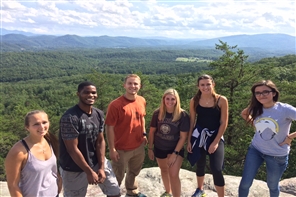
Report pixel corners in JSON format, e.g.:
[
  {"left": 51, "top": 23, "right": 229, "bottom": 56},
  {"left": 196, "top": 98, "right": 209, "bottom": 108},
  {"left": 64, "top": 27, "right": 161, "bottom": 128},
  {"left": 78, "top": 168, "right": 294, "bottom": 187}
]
[{"left": 1, "top": 28, "right": 295, "bottom": 55}]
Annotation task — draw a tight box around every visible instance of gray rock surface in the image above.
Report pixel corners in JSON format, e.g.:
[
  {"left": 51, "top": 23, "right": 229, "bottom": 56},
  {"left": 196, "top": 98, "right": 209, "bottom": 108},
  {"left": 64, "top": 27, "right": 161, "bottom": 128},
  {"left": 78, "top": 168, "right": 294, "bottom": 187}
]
[{"left": 1, "top": 167, "right": 295, "bottom": 197}]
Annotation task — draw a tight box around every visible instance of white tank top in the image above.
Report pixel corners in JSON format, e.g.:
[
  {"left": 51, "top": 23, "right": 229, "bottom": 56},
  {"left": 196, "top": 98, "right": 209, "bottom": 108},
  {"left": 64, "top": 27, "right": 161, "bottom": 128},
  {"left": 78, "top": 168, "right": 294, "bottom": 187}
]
[{"left": 19, "top": 139, "right": 58, "bottom": 197}]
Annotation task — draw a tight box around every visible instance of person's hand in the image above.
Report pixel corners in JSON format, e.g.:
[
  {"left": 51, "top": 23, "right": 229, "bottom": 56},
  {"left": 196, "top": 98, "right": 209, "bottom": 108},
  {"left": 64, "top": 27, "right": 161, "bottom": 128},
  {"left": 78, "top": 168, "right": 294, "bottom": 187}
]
[
  {"left": 167, "top": 153, "right": 178, "bottom": 167},
  {"left": 208, "top": 142, "right": 218, "bottom": 154},
  {"left": 187, "top": 142, "right": 192, "bottom": 153},
  {"left": 279, "top": 136, "right": 293, "bottom": 146},
  {"left": 97, "top": 169, "right": 106, "bottom": 183},
  {"left": 148, "top": 149, "right": 154, "bottom": 161},
  {"left": 109, "top": 149, "right": 120, "bottom": 162},
  {"left": 86, "top": 170, "right": 99, "bottom": 185}
]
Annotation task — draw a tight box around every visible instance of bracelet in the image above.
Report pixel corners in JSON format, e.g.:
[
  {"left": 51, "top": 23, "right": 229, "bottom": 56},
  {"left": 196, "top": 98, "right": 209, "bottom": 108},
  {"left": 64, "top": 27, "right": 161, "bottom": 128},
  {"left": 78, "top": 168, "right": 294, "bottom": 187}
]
[
  {"left": 287, "top": 136, "right": 293, "bottom": 140},
  {"left": 148, "top": 147, "right": 153, "bottom": 150}
]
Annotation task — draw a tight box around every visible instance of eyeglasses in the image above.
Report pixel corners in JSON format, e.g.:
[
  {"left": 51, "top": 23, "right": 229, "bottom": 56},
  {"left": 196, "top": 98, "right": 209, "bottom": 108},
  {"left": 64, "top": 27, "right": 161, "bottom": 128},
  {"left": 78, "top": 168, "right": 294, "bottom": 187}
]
[{"left": 254, "top": 90, "right": 273, "bottom": 97}]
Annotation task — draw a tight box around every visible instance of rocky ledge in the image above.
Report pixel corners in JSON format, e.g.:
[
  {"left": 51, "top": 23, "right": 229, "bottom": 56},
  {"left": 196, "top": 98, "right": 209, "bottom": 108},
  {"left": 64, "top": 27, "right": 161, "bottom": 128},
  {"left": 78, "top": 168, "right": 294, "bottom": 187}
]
[{"left": 1, "top": 167, "right": 295, "bottom": 197}]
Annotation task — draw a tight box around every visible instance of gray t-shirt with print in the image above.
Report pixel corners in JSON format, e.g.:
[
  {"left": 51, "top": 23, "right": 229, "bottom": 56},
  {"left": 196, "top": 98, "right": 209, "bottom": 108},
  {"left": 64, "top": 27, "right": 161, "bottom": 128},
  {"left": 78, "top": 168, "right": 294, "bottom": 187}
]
[{"left": 252, "top": 102, "right": 296, "bottom": 156}]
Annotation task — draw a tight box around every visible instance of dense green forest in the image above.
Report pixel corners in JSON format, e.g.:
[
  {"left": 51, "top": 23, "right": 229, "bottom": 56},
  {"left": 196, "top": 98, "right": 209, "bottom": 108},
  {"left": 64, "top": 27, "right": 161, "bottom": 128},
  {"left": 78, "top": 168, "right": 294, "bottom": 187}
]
[{"left": 1, "top": 41, "right": 296, "bottom": 183}]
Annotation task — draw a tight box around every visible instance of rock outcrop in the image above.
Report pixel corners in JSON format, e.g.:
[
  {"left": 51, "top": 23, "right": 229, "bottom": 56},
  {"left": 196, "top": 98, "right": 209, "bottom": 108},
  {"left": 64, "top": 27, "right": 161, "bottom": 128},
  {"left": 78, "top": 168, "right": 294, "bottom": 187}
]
[{"left": 1, "top": 167, "right": 295, "bottom": 196}]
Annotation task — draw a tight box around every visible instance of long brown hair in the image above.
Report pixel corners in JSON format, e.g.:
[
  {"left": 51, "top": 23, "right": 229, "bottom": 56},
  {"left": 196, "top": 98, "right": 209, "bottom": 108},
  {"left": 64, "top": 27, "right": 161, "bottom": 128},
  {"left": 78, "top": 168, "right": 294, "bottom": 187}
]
[
  {"left": 25, "top": 110, "right": 59, "bottom": 158},
  {"left": 246, "top": 80, "right": 279, "bottom": 125},
  {"left": 193, "top": 74, "right": 218, "bottom": 110}
]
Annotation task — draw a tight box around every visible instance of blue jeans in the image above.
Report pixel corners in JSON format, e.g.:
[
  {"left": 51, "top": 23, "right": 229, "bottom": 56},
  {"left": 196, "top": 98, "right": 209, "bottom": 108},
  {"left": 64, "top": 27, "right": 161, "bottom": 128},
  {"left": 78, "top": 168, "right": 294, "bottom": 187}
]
[{"left": 238, "top": 145, "right": 288, "bottom": 197}]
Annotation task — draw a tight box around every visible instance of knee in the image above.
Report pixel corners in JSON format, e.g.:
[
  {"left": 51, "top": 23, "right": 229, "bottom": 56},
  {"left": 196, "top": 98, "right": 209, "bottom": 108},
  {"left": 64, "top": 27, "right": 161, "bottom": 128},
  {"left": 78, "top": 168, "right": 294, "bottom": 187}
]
[
  {"left": 267, "top": 181, "right": 279, "bottom": 191},
  {"left": 239, "top": 178, "right": 251, "bottom": 190},
  {"left": 169, "top": 170, "right": 180, "bottom": 180},
  {"left": 159, "top": 166, "right": 169, "bottom": 175}
]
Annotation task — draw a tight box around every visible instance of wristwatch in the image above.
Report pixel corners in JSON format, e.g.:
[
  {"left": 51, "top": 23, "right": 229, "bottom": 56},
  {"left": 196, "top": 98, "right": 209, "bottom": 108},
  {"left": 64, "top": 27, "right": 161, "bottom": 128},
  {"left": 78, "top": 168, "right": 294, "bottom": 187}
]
[
  {"left": 173, "top": 150, "right": 179, "bottom": 155},
  {"left": 143, "top": 132, "right": 147, "bottom": 136}
]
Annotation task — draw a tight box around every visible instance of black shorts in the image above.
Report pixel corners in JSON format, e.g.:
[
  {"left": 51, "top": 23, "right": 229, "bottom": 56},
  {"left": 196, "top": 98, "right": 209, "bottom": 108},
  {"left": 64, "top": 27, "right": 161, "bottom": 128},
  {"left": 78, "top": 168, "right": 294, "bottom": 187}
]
[{"left": 154, "top": 146, "right": 185, "bottom": 159}]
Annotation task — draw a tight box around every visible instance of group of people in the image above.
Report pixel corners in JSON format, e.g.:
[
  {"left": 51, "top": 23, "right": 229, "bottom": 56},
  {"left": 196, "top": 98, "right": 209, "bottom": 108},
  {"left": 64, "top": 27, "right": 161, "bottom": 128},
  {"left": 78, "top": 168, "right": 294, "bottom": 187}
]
[{"left": 4, "top": 74, "right": 296, "bottom": 197}]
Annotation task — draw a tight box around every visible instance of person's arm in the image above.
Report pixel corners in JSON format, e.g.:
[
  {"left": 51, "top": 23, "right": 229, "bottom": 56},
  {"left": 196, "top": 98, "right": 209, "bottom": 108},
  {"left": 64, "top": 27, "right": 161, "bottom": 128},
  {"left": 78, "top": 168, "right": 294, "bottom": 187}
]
[
  {"left": 241, "top": 107, "right": 252, "bottom": 122},
  {"left": 280, "top": 131, "right": 296, "bottom": 146},
  {"left": 105, "top": 125, "right": 120, "bottom": 162},
  {"left": 4, "top": 142, "right": 25, "bottom": 197},
  {"left": 168, "top": 131, "right": 188, "bottom": 167},
  {"left": 142, "top": 116, "right": 148, "bottom": 145},
  {"left": 95, "top": 132, "right": 106, "bottom": 183},
  {"left": 187, "top": 98, "right": 196, "bottom": 153},
  {"left": 209, "top": 96, "right": 228, "bottom": 154},
  {"left": 280, "top": 105, "right": 296, "bottom": 146},
  {"left": 63, "top": 138, "right": 98, "bottom": 184},
  {"left": 148, "top": 127, "right": 156, "bottom": 160},
  {"left": 288, "top": 132, "right": 296, "bottom": 140}
]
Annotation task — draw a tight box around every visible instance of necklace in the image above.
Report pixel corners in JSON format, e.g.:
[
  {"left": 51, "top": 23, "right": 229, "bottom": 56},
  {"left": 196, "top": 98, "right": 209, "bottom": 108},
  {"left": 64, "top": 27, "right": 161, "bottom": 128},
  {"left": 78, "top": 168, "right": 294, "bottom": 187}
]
[
  {"left": 27, "top": 137, "right": 47, "bottom": 154},
  {"left": 42, "top": 147, "right": 46, "bottom": 154},
  {"left": 203, "top": 98, "right": 212, "bottom": 105}
]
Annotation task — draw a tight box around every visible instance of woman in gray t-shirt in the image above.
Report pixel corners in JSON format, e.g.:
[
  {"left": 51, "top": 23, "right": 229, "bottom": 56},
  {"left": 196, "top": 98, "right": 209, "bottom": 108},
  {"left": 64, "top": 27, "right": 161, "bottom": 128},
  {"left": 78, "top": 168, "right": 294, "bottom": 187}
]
[{"left": 239, "top": 80, "right": 296, "bottom": 197}]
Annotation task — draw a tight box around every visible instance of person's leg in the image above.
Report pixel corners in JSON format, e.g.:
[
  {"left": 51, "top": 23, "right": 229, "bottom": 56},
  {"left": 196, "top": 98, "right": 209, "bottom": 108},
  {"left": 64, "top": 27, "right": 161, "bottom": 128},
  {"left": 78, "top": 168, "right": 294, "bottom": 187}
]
[
  {"left": 192, "top": 148, "right": 206, "bottom": 197},
  {"left": 265, "top": 154, "right": 288, "bottom": 197},
  {"left": 156, "top": 157, "right": 171, "bottom": 194},
  {"left": 111, "top": 149, "right": 128, "bottom": 187},
  {"left": 125, "top": 143, "right": 145, "bottom": 195},
  {"left": 238, "top": 145, "right": 264, "bottom": 197},
  {"left": 168, "top": 151, "right": 184, "bottom": 197},
  {"left": 209, "top": 140, "right": 225, "bottom": 197},
  {"left": 59, "top": 167, "right": 88, "bottom": 197},
  {"left": 95, "top": 159, "right": 121, "bottom": 197},
  {"left": 195, "top": 148, "right": 207, "bottom": 190}
]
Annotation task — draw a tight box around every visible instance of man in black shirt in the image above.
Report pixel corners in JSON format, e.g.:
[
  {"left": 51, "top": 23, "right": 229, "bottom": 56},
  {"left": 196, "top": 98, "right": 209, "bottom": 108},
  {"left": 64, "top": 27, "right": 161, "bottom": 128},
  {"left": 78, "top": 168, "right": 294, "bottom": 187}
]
[{"left": 59, "top": 81, "right": 120, "bottom": 197}]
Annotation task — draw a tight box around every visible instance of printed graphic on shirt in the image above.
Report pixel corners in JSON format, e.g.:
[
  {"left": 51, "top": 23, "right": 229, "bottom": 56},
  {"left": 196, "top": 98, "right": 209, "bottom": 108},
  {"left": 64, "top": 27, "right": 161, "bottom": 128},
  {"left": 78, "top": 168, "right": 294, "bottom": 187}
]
[
  {"left": 160, "top": 124, "right": 171, "bottom": 134},
  {"left": 155, "top": 117, "right": 179, "bottom": 141},
  {"left": 255, "top": 117, "right": 279, "bottom": 141}
]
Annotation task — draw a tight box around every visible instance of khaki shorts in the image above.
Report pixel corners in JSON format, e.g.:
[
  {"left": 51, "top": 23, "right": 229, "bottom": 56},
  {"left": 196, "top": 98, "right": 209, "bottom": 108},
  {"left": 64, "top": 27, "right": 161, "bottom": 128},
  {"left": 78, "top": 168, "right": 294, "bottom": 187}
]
[{"left": 60, "top": 158, "right": 120, "bottom": 197}]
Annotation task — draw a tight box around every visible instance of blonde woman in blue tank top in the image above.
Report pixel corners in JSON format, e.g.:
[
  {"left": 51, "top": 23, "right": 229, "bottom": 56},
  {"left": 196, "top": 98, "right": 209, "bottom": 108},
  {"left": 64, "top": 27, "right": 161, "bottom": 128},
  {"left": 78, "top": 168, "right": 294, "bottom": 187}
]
[{"left": 5, "top": 110, "right": 61, "bottom": 197}]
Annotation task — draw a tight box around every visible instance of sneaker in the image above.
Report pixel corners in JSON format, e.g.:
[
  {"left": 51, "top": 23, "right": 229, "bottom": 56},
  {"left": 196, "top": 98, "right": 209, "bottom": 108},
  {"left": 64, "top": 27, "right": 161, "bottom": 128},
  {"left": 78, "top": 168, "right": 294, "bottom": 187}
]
[
  {"left": 126, "top": 192, "right": 147, "bottom": 197},
  {"left": 192, "top": 188, "right": 206, "bottom": 197},
  {"left": 160, "top": 191, "right": 172, "bottom": 197}
]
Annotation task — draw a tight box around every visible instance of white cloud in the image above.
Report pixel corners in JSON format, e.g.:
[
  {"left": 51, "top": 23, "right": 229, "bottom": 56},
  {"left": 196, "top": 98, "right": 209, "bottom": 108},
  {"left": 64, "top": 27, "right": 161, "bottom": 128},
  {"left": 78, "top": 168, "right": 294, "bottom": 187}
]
[{"left": 1, "top": 0, "right": 295, "bottom": 39}]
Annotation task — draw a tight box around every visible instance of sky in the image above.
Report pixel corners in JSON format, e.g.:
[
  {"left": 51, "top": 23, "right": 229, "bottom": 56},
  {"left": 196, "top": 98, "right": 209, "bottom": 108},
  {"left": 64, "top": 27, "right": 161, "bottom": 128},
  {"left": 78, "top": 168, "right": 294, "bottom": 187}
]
[{"left": 1, "top": 0, "right": 295, "bottom": 39}]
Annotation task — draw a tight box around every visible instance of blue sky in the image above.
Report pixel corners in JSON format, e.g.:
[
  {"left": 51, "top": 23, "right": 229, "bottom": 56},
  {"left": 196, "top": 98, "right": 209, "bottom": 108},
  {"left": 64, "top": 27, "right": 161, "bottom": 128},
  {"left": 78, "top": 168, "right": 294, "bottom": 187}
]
[{"left": 1, "top": 0, "right": 295, "bottom": 39}]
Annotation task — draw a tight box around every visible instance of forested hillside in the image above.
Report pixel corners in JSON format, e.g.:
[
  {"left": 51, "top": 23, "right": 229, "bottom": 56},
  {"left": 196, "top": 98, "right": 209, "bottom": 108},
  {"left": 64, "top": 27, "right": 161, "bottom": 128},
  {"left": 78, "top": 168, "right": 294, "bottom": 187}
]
[{"left": 1, "top": 41, "right": 296, "bottom": 183}]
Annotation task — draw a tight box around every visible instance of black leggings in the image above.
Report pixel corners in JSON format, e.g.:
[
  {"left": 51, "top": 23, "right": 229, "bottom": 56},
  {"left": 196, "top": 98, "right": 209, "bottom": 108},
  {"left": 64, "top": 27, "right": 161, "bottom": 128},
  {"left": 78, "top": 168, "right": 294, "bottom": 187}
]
[{"left": 195, "top": 140, "right": 225, "bottom": 186}]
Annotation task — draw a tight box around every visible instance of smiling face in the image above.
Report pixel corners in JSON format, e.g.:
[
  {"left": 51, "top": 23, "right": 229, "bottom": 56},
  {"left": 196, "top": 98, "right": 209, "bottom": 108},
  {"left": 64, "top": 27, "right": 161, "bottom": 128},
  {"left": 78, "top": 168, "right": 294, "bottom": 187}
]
[
  {"left": 198, "top": 78, "right": 215, "bottom": 95},
  {"left": 164, "top": 94, "right": 177, "bottom": 112},
  {"left": 25, "top": 112, "right": 49, "bottom": 137},
  {"left": 124, "top": 76, "right": 141, "bottom": 96},
  {"left": 77, "top": 85, "right": 97, "bottom": 106},
  {"left": 254, "top": 85, "right": 276, "bottom": 107}
]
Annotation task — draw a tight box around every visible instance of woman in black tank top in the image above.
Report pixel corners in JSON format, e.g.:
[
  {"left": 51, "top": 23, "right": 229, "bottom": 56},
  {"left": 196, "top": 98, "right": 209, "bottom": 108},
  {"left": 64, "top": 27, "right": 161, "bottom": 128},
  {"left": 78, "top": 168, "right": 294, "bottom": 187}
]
[{"left": 187, "top": 74, "right": 229, "bottom": 197}]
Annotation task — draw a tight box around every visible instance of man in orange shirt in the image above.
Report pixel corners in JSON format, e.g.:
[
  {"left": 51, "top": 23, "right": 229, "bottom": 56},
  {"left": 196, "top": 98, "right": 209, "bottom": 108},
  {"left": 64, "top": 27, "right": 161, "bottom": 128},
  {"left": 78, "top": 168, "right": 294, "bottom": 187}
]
[{"left": 105, "top": 74, "right": 147, "bottom": 197}]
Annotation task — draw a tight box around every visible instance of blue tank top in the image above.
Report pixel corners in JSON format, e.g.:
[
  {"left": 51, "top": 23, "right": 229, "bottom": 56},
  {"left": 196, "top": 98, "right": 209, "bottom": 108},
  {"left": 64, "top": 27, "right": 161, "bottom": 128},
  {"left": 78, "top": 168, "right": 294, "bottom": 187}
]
[
  {"left": 19, "top": 139, "right": 58, "bottom": 197},
  {"left": 196, "top": 98, "right": 221, "bottom": 130}
]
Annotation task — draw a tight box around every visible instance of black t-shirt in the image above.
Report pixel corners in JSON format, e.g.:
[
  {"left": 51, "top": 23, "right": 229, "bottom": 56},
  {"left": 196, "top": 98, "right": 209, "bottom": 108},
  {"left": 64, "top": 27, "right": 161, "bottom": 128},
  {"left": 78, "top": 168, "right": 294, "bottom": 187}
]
[
  {"left": 59, "top": 105, "right": 104, "bottom": 172},
  {"left": 150, "top": 109, "right": 190, "bottom": 150}
]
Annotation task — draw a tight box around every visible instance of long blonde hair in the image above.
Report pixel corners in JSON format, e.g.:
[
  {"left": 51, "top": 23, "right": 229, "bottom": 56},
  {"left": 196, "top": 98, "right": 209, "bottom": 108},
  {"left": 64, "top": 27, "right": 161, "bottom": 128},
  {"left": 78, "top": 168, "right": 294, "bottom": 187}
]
[{"left": 158, "top": 88, "right": 184, "bottom": 122}]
